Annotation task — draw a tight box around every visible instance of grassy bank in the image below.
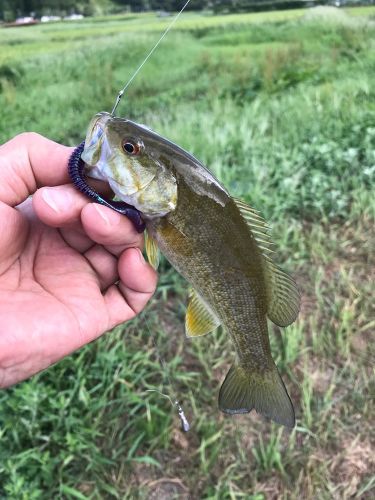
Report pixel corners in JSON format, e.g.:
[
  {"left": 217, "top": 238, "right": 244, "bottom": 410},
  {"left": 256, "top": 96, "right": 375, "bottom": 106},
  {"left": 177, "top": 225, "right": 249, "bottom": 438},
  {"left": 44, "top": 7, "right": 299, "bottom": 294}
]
[{"left": 0, "top": 6, "right": 374, "bottom": 499}]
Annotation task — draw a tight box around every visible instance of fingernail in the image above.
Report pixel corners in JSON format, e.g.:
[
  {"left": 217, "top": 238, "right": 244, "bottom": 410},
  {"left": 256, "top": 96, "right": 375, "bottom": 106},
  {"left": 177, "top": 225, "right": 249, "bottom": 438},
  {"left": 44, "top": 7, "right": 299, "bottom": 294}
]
[
  {"left": 93, "top": 203, "right": 122, "bottom": 227},
  {"left": 42, "top": 188, "right": 72, "bottom": 213}
]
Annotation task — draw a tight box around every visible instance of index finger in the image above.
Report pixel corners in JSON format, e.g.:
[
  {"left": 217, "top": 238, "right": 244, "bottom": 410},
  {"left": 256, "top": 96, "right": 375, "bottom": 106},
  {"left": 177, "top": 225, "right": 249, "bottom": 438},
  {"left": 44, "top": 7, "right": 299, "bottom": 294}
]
[{"left": 0, "top": 132, "right": 73, "bottom": 206}]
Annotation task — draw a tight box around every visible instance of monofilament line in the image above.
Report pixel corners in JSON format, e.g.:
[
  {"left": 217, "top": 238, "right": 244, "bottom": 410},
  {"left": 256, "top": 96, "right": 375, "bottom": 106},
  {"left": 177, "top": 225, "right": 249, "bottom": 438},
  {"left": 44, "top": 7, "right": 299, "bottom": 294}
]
[
  {"left": 143, "top": 315, "right": 190, "bottom": 432},
  {"left": 111, "top": 0, "right": 192, "bottom": 116}
]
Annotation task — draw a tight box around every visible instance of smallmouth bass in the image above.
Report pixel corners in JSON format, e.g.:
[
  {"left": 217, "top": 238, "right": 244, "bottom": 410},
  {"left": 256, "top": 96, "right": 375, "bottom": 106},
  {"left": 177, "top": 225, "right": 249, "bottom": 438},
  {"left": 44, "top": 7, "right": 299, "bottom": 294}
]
[{"left": 81, "top": 112, "right": 300, "bottom": 428}]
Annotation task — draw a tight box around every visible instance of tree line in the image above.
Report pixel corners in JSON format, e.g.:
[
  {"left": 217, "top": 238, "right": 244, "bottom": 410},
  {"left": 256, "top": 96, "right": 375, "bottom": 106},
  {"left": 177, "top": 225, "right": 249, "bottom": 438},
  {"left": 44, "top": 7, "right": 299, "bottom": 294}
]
[
  {"left": 1, "top": 0, "right": 200, "bottom": 20},
  {"left": 1, "top": 0, "right": 372, "bottom": 21}
]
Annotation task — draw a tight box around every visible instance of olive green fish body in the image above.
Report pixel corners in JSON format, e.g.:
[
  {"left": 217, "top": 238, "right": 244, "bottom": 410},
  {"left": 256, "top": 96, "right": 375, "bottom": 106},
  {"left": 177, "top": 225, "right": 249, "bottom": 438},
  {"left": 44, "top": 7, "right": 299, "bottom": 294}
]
[
  {"left": 81, "top": 112, "right": 300, "bottom": 427},
  {"left": 148, "top": 179, "right": 272, "bottom": 371}
]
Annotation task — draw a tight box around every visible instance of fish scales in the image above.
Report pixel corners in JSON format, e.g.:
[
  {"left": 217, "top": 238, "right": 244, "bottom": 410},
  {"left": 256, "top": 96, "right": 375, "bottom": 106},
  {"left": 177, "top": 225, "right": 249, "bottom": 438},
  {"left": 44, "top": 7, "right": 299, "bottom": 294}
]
[
  {"left": 148, "top": 178, "right": 272, "bottom": 371},
  {"left": 81, "top": 112, "right": 300, "bottom": 427}
]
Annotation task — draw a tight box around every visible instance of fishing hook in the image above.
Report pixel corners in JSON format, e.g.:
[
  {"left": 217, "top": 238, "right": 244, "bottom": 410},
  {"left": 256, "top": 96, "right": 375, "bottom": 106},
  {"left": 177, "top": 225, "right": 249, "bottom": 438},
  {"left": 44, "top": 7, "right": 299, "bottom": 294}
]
[{"left": 146, "top": 389, "right": 190, "bottom": 432}]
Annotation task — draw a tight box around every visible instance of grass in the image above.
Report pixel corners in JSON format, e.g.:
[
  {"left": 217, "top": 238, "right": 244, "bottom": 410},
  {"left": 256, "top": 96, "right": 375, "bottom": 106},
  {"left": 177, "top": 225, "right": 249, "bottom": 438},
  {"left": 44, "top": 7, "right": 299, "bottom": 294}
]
[{"left": 0, "top": 5, "right": 374, "bottom": 499}]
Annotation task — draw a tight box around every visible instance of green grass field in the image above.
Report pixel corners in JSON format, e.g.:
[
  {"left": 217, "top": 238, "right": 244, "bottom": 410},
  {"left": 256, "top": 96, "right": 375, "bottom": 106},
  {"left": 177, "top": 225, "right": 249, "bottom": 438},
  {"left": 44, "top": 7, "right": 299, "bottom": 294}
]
[{"left": 0, "top": 5, "right": 374, "bottom": 499}]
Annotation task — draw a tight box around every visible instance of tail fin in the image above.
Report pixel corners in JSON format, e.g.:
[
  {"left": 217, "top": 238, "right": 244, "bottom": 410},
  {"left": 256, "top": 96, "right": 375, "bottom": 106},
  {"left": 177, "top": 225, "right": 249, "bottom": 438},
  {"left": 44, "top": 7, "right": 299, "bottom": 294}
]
[{"left": 218, "top": 363, "right": 295, "bottom": 428}]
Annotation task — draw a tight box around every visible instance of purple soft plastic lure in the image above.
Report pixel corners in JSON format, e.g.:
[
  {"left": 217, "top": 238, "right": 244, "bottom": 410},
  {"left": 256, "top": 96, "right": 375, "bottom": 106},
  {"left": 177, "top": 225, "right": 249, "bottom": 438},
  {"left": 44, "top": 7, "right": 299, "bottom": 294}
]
[{"left": 68, "top": 142, "right": 145, "bottom": 233}]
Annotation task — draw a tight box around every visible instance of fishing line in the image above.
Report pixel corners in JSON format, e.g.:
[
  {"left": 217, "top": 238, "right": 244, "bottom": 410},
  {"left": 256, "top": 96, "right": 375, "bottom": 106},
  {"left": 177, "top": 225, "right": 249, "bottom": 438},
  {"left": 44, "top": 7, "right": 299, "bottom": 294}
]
[
  {"left": 111, "top": 0, "right": 192, "bottom": 116},
  {"left": 110, "top": 2, "right": 193, "bottom": 429},
  {"left": 143, "top": 315, "right": 190, "bottom": 432}
]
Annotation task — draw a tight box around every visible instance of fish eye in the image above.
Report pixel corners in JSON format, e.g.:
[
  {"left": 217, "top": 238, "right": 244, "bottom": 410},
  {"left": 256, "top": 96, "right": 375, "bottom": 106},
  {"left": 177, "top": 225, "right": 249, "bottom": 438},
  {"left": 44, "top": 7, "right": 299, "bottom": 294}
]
[{"left": 122, "top": 139, "right": 141, "bottom": 156}]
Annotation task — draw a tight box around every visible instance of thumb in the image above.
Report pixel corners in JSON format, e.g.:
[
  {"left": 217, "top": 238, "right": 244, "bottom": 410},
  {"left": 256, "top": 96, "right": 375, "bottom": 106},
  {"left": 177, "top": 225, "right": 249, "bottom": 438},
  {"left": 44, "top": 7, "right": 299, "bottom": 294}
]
[
  {"left": 0, "top": 132, "right": 73, "bottom": 273},
  {"left": 0, "top": 132, "right": 73, "bottom": 207}
]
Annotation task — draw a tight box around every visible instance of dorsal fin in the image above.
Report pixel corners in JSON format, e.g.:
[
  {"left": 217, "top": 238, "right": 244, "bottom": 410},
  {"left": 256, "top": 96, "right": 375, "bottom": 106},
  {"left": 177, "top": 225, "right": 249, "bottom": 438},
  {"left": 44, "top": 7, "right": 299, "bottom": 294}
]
[
  {"left": 234, "top": 199, "right": 275, "bottom": 257},
  {"left": 234, "top": 198, "right": 300, "bottom": 327},
  {"left": 144, "top": 231, "right": 160, "bottom": 270},
  {"left": 185, "top": 289, "right": 221, "bottom": 337}
]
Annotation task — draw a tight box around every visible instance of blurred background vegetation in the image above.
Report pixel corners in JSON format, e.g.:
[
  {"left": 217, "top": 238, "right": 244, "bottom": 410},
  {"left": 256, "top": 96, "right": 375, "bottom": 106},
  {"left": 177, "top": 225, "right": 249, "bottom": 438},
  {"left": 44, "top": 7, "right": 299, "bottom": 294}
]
[{"left": 0, "top": 2, "right": 374, "bottom": 499}]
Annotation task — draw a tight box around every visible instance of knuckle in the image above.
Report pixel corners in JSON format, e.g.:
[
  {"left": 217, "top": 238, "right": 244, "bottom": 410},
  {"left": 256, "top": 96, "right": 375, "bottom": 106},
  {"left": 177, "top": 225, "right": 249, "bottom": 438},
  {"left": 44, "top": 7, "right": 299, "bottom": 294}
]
[{"left": 13, "top": 131, "right": 44, "bottom": 147}]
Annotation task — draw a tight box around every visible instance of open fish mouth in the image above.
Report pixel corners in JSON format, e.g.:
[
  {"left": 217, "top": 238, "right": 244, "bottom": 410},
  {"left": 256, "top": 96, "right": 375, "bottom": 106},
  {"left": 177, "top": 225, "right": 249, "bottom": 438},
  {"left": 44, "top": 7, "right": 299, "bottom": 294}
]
[
  {"left": 82, "top": 138, "right": 156, "bottom": 198},
  {"left": 68, "top": 142, "right": 145, "bottom": 233},
  {"left": 81, "top": 153, "right": 157, "bottom": 211}
]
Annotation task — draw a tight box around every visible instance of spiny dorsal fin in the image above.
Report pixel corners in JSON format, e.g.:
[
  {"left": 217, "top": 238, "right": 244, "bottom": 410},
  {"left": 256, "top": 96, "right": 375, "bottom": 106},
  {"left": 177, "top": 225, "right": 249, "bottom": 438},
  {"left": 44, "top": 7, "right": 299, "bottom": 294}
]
[
  {"left": 185, "top": 289, "right": 221, "bottom": 338},
  {"left": 234, "top": 198, "right": 275, "bottom": 256},
  {"left": 145, "top": 231, "right": 160, "bottom": 270},
  {"left": 234, "top": 198, "right": 300, "bottom": 327}
]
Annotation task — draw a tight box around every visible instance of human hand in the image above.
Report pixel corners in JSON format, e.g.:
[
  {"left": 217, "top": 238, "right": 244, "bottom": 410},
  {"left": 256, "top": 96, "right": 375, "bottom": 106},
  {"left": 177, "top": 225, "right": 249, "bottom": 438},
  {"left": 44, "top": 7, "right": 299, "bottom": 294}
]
[{"left": 0, "top": 133, "right": 157, "bottom": 388}]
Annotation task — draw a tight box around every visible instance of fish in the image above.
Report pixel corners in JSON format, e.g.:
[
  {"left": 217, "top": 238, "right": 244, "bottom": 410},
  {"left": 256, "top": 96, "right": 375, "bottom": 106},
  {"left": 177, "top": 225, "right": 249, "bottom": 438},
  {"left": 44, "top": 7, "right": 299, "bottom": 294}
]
[{"left": 80, "top": 111, "right": 300, "bottom": 428}]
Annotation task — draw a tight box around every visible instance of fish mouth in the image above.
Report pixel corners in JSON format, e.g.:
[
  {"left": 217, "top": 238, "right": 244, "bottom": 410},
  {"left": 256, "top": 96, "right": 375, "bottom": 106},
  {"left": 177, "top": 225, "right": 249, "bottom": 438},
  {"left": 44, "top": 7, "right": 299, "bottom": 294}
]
[
  {"left": 81, "top": 150, "right": 110, "bottom": 184},
  {"left": 81, "top": 152, "right": 156, "bottom": 201},
  {"left": 81, "top": 112, "right": 113, "bottom": 168},
  {"left": 81, "top": 156, "right": 155, "bottom": 197},
  {"left": 81, "top": 131, "right": 104, "bottom": 170},
  {"left": 82, "top": 136, "right": 157, "bottom": 198}
]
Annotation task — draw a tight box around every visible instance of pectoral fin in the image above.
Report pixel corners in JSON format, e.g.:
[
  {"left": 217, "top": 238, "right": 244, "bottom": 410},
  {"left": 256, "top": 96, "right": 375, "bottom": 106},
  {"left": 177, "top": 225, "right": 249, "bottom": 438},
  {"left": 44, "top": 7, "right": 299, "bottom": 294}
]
[
  {"left": 185, "top": 290, "right": 221, "bottom": 338},
  {"left": 234, "top": 198, "right": 300, "bottom": 327},
  {"left": 144, "top": 231, "right": 160, "bottom": 270}
]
